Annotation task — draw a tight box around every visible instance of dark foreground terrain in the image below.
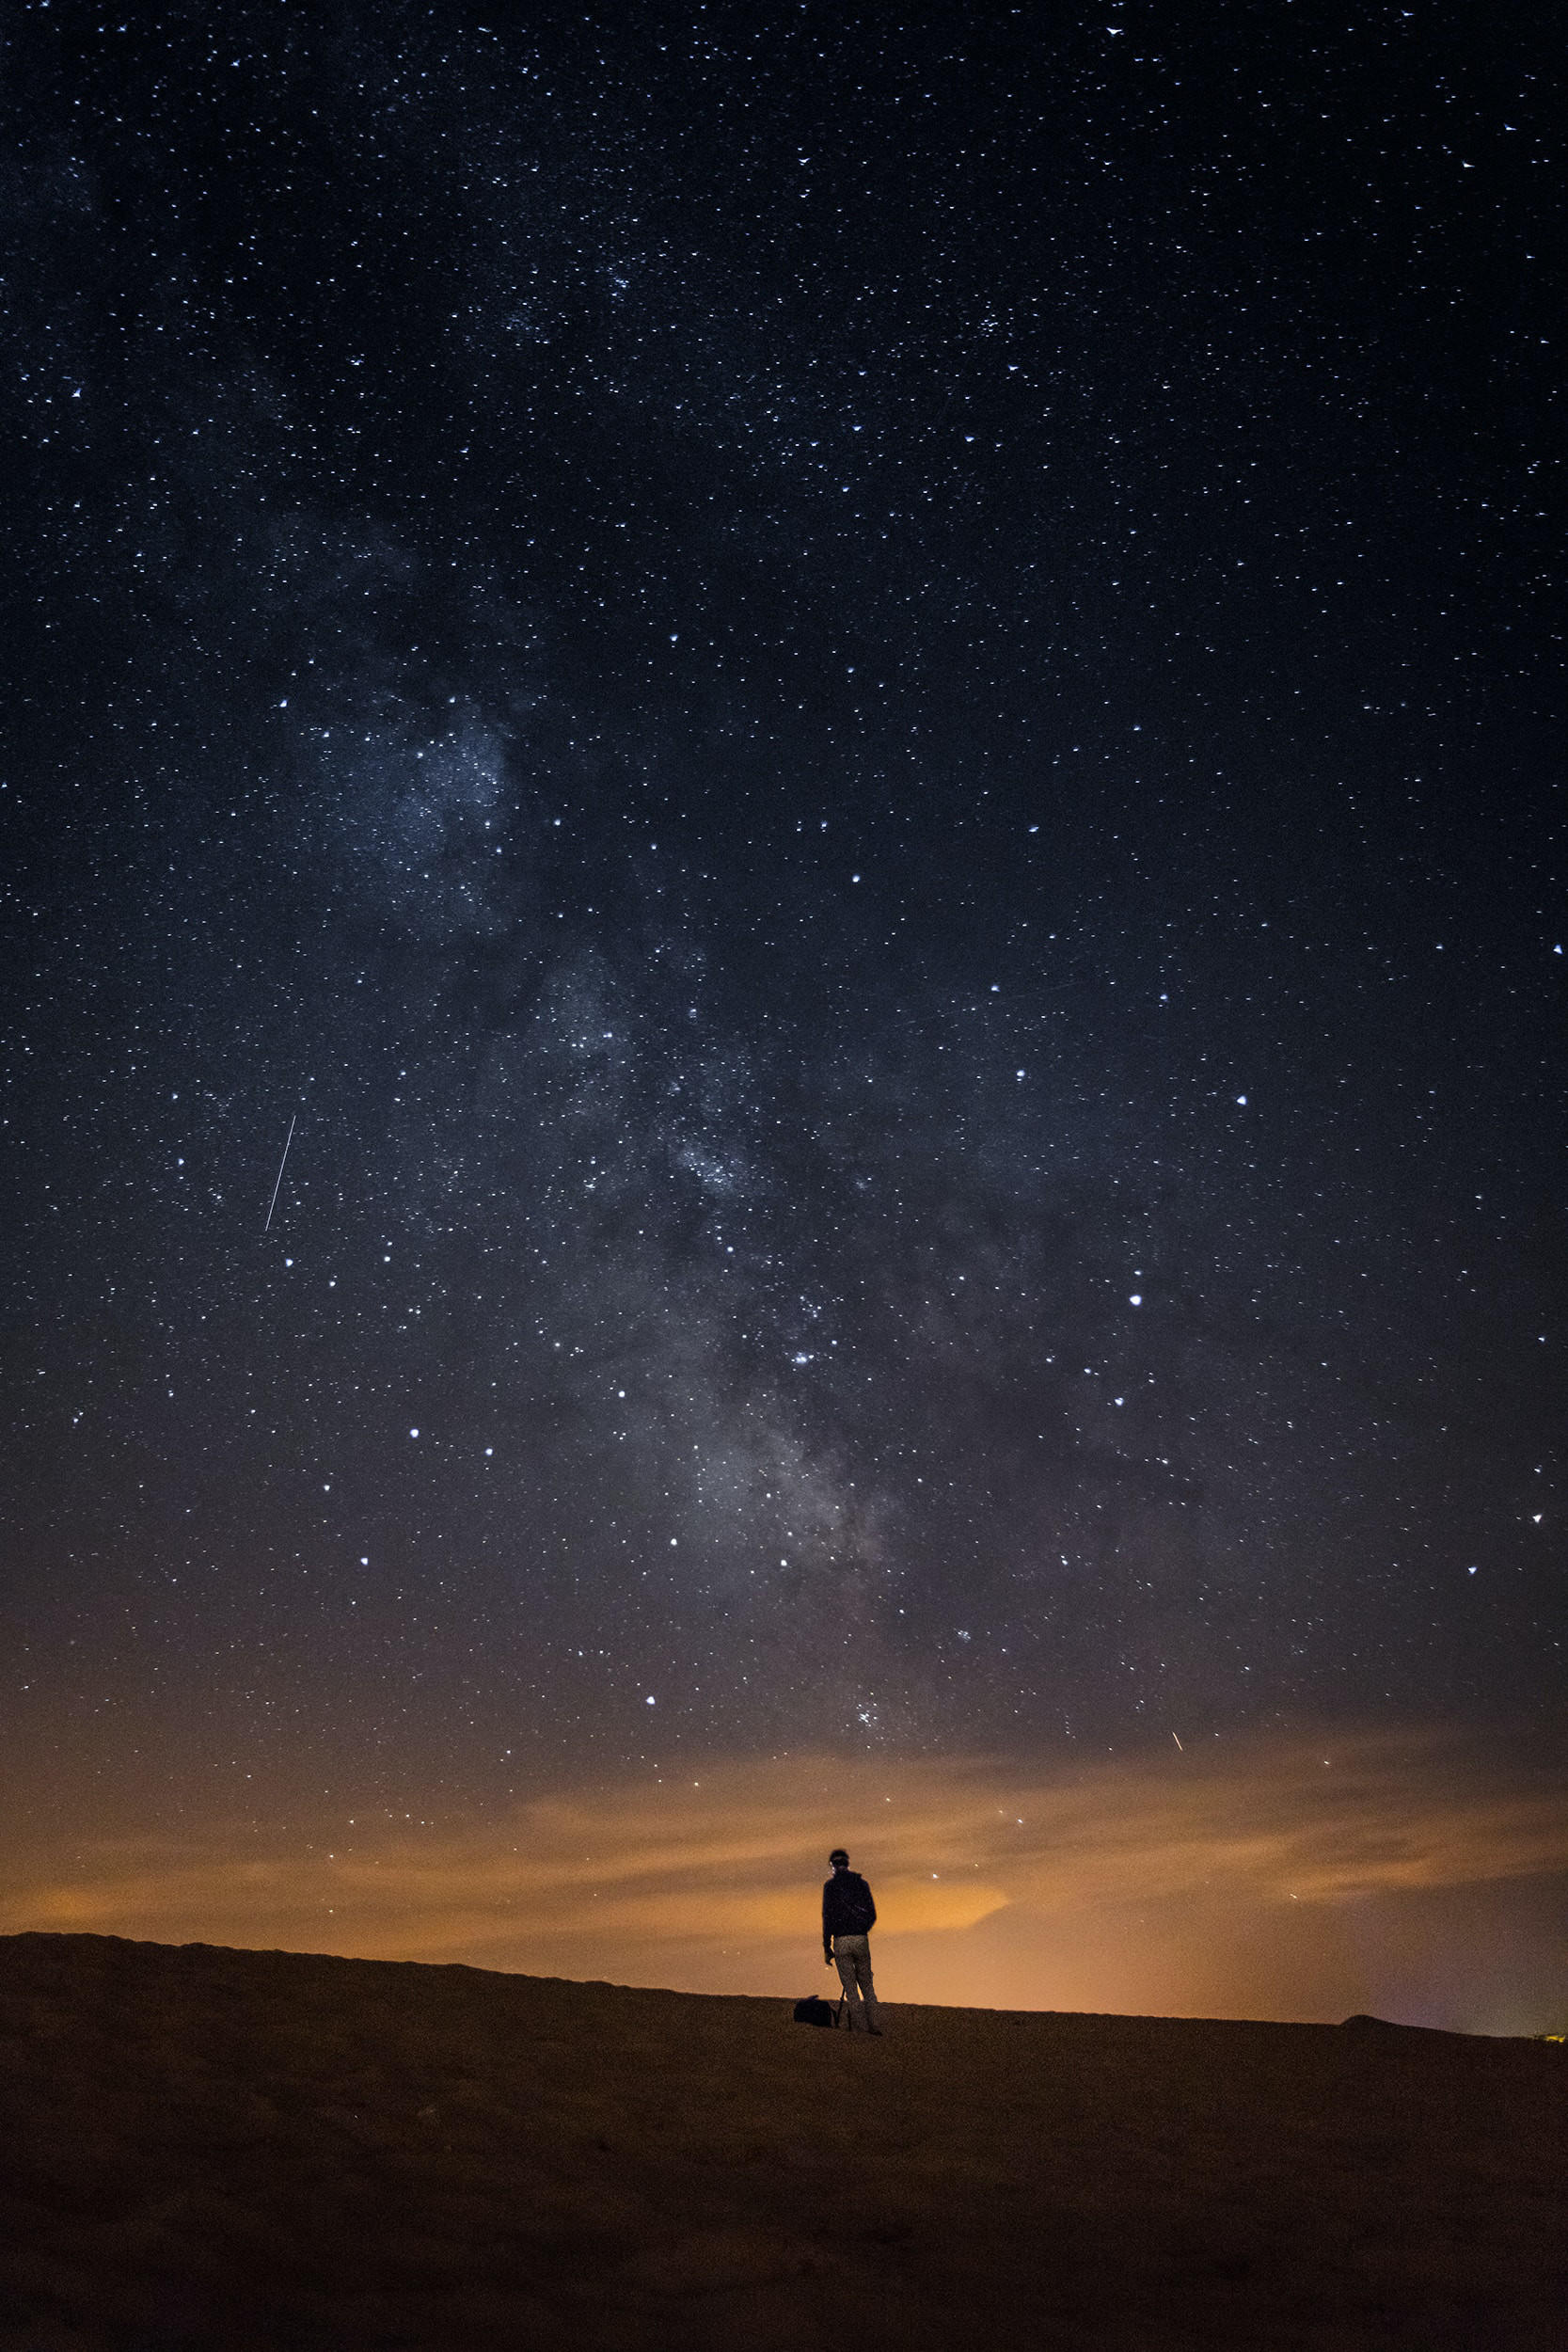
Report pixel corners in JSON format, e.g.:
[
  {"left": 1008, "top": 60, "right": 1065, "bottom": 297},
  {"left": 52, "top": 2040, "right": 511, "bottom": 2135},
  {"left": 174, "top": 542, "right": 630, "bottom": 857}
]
[{"left": 0, "top": 1933, "right": 1561, "bottom": 2350}]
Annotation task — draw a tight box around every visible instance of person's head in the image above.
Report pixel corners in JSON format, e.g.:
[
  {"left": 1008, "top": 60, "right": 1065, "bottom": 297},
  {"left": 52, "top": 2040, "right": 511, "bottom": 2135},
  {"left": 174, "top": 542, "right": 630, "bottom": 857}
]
[{"left": 829, "top": 1848, "right": 849, "bottom": 1871}]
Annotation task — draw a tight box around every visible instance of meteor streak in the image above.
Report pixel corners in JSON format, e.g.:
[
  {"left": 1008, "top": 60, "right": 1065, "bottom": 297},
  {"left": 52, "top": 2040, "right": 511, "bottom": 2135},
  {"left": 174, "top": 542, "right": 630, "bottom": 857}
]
[{"left": 263, "top": 1114, "right": 296, "bottom": 1232}]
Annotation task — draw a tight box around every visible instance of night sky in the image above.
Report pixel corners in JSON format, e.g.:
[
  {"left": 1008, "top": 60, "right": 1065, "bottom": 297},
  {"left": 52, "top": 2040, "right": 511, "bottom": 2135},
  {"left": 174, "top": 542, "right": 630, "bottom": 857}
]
[{"left": 2, "top": 3, "right": 1562, "bottom": 2014}]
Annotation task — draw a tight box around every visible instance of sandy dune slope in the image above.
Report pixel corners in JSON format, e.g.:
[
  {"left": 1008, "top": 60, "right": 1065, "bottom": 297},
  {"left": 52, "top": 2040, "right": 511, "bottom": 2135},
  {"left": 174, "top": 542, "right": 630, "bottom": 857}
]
[{"left": 0, "top": 1932, "right": 1561, "bottom": 2349}]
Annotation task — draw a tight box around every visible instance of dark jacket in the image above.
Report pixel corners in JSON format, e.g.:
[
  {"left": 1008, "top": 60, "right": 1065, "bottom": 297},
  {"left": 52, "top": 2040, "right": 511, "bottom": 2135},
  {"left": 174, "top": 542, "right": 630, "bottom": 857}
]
[{"left": 822, "top": 1868, "right": 877, "bottom": 1943}]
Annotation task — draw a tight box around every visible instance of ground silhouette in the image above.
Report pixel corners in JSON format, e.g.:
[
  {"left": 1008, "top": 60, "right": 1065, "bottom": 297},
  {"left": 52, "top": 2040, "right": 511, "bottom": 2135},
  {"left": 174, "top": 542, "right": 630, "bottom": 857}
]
[{"left": 1, "top": 1932, "right": 1562, "bottom": 2348}]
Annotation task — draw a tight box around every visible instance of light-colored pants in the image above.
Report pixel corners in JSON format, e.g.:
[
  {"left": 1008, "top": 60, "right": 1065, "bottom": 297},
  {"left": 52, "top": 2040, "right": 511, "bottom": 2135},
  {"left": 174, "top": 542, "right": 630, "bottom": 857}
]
[{"left": 832, "top": 1932, "right": 880, "bottom": 2029}]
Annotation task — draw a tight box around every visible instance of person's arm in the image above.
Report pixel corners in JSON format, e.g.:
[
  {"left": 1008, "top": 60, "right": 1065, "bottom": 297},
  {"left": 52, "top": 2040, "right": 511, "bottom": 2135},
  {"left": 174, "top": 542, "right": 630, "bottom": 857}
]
[
  {"left": 864, "top": 1883, "right": 877, "bottom": 1931},
  {"left": 822, "top": 1883, "right": 833, "bottom": 1963}
]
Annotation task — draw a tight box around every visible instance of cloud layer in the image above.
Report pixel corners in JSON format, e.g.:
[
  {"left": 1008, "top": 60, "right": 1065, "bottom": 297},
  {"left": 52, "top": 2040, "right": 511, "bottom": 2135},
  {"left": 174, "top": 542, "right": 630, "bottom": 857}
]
[{"left": 8, "top": 1729, "right": 1564, "bottom": 2034}]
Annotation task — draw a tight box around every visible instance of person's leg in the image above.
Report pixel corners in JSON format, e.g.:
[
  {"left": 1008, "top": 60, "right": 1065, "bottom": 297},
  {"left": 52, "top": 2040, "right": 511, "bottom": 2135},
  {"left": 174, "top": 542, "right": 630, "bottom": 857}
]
[
  {"left": 854, "top": 1943, "right": 882, "bottom": 2031},
  {"left": 833, "top": 1938, "right": 865, "bottom": 2026}
]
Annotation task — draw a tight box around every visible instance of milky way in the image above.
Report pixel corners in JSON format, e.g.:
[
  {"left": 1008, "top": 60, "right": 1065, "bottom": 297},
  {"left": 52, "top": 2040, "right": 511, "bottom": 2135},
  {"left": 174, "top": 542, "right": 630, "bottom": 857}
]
[{"left": 1, "top": 3, "right": 1560, "bottom": 1822}]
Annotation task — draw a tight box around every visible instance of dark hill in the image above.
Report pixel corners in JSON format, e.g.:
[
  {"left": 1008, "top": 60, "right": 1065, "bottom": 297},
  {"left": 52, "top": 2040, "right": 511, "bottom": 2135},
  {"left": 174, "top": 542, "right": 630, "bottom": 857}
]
[{"left": 1, "top": 1932, "right": 1562, "bottom": 2349}]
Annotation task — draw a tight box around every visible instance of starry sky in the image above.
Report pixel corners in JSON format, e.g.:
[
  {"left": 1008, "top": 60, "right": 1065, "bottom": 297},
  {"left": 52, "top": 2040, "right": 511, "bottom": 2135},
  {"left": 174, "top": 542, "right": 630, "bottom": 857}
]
[{"left": 2, "top": 2, "right": 1562, "bottom": 2013}]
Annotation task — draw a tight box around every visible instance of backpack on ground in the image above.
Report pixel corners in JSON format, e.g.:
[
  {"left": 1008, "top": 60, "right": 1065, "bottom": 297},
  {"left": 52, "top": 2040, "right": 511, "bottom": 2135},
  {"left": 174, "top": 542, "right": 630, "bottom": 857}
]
[{"left": 792, "top": 1994, "right": 841, "bottom": 2027}]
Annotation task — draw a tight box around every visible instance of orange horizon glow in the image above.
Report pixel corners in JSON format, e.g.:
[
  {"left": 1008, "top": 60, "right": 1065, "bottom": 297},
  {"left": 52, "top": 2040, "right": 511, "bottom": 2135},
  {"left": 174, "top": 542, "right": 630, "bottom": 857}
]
[{"left": 5, "top": 1727, "right": 1565, "bottom": 2035}]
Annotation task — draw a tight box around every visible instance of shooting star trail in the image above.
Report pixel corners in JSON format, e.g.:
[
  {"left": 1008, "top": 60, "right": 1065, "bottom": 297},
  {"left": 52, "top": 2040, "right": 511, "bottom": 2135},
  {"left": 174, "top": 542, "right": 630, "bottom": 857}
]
[{"left": 264, "top": 1113, "right": 296, "bottom": 1232}]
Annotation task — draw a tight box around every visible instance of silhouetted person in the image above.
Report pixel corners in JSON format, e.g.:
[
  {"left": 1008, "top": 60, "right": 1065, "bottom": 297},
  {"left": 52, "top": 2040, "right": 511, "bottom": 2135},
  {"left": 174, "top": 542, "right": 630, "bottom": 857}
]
[{"left": 822, "top": 1847, "right": 882, "bottom": 2033}]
